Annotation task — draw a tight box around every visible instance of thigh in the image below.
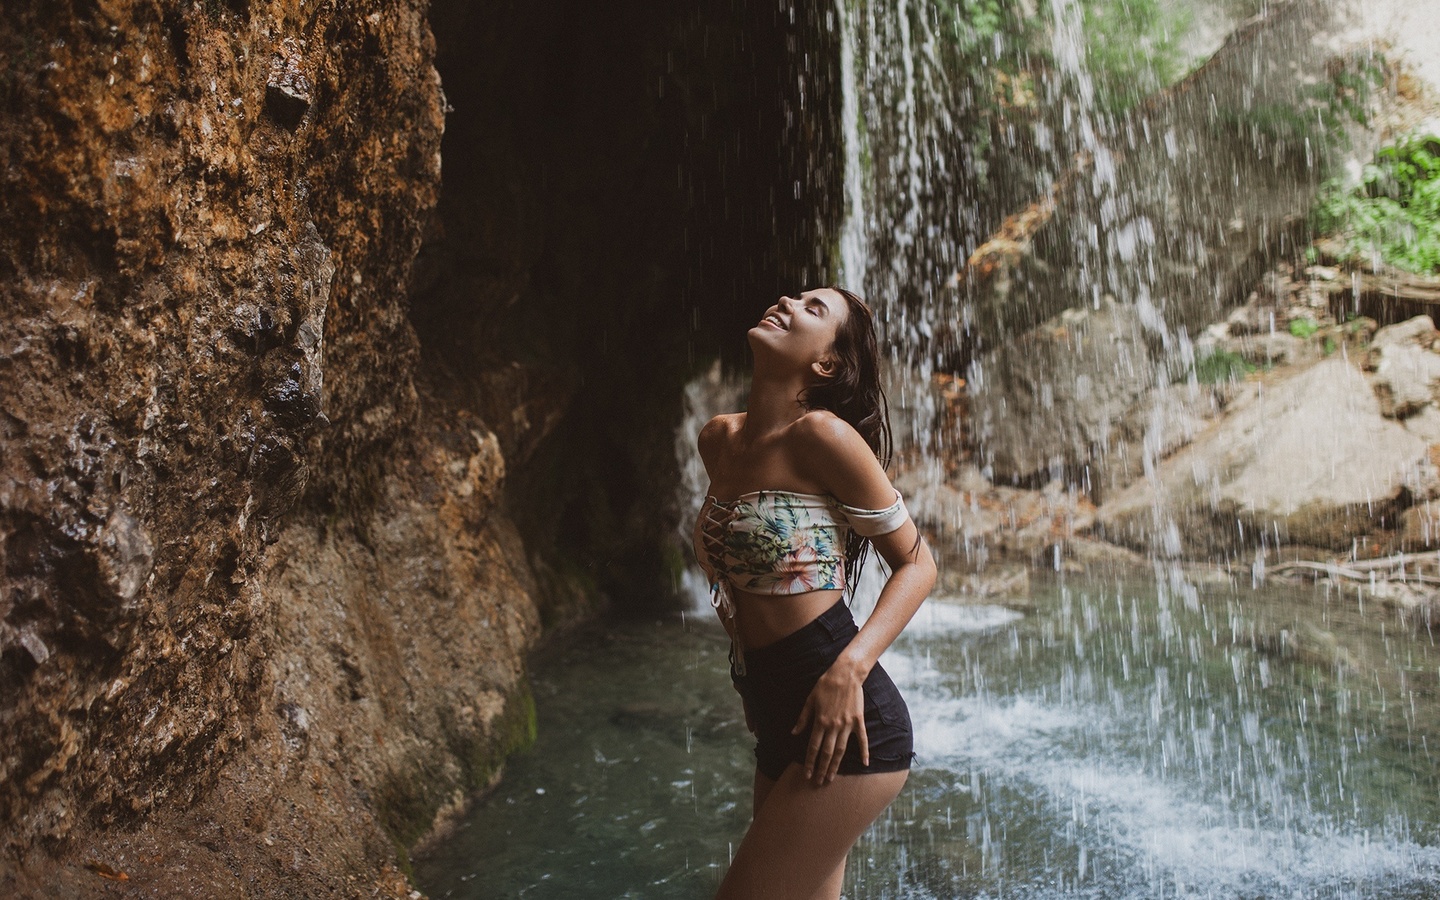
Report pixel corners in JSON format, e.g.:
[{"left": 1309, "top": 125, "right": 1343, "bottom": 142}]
[
  {"left": 752, "top": 771, "right": 845, "bottom": 900},
  {"left": 752, "top": 768, "right": 777, "bottom": 818},
  {"left": 716, "top": 763, "right": 908, "bottom": 900}
]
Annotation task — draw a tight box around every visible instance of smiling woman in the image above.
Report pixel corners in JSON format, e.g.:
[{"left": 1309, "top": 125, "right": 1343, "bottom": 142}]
[{"left": 691, "top": 286, "right": 936, "bottom": 900}]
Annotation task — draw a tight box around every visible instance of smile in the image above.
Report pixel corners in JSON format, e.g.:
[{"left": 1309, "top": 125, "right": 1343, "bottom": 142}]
[{"left": 761, "top": 313, "right": 787, "bottom": 330}]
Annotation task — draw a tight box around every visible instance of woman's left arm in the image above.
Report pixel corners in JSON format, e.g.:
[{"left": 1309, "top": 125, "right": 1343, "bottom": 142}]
[
  {"left": 788, "top": 413, "right": 937, "bottom": 785},
  {"left": 830, "top": 516, "right": 935, "bottom": 681}
]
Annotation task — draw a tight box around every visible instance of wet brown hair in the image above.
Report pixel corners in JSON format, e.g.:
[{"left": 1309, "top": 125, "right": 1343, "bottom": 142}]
[{"left": 800, "top": 285, "right": 905, "bottom": 595}]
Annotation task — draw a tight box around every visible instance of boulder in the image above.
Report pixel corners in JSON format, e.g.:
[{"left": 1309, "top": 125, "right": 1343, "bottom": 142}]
[
  {"left": 968, "top": 298, "right": 1157, "bottom": 484},
  {"left": 1364, "top": 315, "right": 1440, "bottom": 418},
  {"left": 1400, "top": 500, "right": 1440, "bottom": 549},
  {"left": 896, "top": 463, "right": 1098, "bottom": 570},
  {"left": 1210, "top": 330, "right": 1325, "bottom": 369},
  {"left": 1095, "top": 357, "right": 1430, "bottom": 555}
]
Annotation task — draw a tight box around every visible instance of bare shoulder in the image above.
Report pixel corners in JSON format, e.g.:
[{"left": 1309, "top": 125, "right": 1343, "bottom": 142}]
[
  {"left": 697, "top": 413, "right": 742, "bottom": 465},
  {"left": 790, "top": 409, "right": 870, "bottom": 459},
  {"left": 789, "top": 410, "right": 894, "bottom": 507}
]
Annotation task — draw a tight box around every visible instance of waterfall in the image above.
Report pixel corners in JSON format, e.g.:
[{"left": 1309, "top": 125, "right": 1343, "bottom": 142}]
[
  {"left": 430, "top": 4, "right": 1440, "bottom": 897},
  {"left": 676, "top": 0, "right": 1382, "bottom": 595}
]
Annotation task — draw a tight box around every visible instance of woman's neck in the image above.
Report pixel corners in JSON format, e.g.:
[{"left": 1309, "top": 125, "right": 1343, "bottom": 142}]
[{"left": 743, "top": 368, "right": 811, "bottom": 440}]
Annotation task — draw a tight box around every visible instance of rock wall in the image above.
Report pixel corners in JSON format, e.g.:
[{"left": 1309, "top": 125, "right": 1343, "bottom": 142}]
[
  {"left": 0, "top": 0, "right": 500, "bottom": 893},
  {"left": 0, "top": 0, "right": 838, "bottom": 894}
]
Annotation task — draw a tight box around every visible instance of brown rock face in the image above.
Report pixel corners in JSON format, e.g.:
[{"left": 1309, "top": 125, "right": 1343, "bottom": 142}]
[
  {"left": 0, "top": 0, "right": 518, "bottom": 893},
  {"left": 1, "top": 0, "right": 836, "bottom": 893}
]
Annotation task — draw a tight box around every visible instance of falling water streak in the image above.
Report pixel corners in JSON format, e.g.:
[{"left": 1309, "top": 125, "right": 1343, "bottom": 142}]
[
  {"left": 834, "top": 0, "right": 972, "bottom": 459},
  {"left": 836, "top": 0, "right": 868, "bottom": 290},
  {"left": 894, "top": 0, "right": 922, "bottom": 256}
]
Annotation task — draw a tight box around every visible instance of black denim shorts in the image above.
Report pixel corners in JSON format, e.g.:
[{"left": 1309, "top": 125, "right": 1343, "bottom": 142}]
[{"left": 731, "top": 597, "right": 915, "bottom": 782}]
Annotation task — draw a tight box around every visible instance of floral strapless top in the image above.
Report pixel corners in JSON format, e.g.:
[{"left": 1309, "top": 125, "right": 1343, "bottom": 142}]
[
  {"left": 694, "top": 488, "right": 907, "bottom": 591},
  {"left": 693, "top": 489, "right": 908, "bottom": 674}
]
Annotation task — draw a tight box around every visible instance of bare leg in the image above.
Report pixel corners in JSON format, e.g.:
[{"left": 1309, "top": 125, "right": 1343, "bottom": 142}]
[
  {"left": 810, "top": 856, "right": 846, "bottom": 900},
  {"left": 751, "top": 770, "right": 847, "bottom": 900},
  {"left": 752, "top": 768, "right": 777, "bottom": 817},
  {"left": 716, "top": 763, "right": 907, "bottom": 900}
]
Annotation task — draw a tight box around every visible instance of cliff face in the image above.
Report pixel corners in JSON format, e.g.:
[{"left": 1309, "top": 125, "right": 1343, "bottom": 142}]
[
  {"left": 0, "top": 0, "right": 536, "bottom": 893},
  {"left": 1, "top": 0, "right": 835, "bottom": 895}
]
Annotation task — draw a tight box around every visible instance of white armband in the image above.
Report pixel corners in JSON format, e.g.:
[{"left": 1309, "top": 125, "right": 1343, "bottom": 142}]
[{"left": 838, "top": 489, "right": 909, "bottom": 537}]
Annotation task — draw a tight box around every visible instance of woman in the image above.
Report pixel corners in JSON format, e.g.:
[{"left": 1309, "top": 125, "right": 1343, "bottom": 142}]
[{"left": 693, "top": 286, "right": 937, "bottom": 899}]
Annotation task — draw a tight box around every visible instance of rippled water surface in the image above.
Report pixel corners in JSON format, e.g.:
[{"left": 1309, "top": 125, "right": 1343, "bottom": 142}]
[{"left": 416, "top": 574, "right": 1440, "bottom": 898}]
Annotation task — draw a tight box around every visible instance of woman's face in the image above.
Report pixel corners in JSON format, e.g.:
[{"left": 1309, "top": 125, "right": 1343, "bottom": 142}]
[{"left": 747, "top": 288, "right": 850, "bottom": 377}]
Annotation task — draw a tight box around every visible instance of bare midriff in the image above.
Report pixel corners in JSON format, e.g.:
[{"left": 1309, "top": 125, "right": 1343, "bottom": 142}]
[{"left": 730, "top": 586, "right": 847, "bottom": 650}]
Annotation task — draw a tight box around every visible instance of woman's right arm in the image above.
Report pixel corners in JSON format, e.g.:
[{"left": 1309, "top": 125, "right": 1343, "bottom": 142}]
[
  {"left": 695, "top": 416, "right": 734, "bottom": 639},
  {"left": 696, "top": 417, "right": 753, "bottom": 732}
]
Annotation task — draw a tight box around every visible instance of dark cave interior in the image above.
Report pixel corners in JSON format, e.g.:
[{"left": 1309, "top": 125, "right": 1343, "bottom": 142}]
[{"left": 410, "top": 0, "right": 845, "bottom": 612}]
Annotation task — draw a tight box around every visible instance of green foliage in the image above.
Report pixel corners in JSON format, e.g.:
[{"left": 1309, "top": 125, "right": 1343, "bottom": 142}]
[
  {"left": 1288, "top": 317, "right": 1319, "bottom": 339},
  {"left": 938, "top": 0, "right": 1032, "bottom": 56},
  {"left": 1314, "top": 133, "right": 1440, "bottom": 275},
  {"left": 1211, "top": 50, "right": 1384, "bottom": 167},
  {"left": 1193, "top": 349, "right": 1256, "bottom": 384},
  {"left": 1078, "top": 0, "right": 1191, "bottom": 113},
  {"left": 936, "top": 0, "right": 1190, "bottom": 115},
  {"left": 1231, "top": 64, "right": 1382, "bottom": 155}
]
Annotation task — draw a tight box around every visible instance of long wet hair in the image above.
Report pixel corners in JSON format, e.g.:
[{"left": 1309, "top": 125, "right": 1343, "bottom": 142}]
[{"left": 799, "top": 285, "right": 901, "bottom": 596}]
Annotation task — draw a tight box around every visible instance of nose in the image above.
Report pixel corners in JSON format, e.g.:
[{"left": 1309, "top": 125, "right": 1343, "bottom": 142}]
[{"left": 777, "top": 295, "right": 796, "bottom": 312}]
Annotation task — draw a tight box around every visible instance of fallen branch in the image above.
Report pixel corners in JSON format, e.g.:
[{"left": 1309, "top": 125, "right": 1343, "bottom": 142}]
[
  {"left": 1321, "top": 271, "right": 1440, "bottom": 323},
  {"left": 1265, "top": 554, "right": 1440, "bottom": 585},
  {"left": 1341, "top": 551, "right": 1440, "bottom": 572},
  {"left": 1266, "top": 560, "right": 1367, "bottom": 580}
]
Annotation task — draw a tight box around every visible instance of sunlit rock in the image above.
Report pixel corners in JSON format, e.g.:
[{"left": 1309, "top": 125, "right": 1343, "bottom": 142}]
[
  {"left": 945, "top": 0, "right": 1403, "bottom": 493},
  {"left": 1095, "top": 357, "right": 1429, "bottom": 554},
  {"left": 1364, "top": 315, "right": 1440, "bottom": 418}
]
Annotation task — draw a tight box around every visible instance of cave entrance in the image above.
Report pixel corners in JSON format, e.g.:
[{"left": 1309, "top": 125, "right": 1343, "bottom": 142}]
[{"left": 408, "top": 0, "right": 841, "bottom": 612}]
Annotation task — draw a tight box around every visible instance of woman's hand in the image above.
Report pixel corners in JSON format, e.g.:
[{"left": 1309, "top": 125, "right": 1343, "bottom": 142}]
[{"left": 791, "top": 657, "right": 869, "bottom": 786}]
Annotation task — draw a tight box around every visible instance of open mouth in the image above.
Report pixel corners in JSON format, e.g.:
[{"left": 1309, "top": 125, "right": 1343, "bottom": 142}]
[{"left": 761, "top": 313, "right": 787, "bottom": 330}]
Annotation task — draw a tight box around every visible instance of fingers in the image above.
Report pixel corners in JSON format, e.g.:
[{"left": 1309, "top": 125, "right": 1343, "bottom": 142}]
[
  {"left": 805, "top": 724, "right": 846, "bottom": 785},
  {"left": 823, "top": 727, "right": 849, "bottom": 783},
  {"left": 856, "top": 717, "right": 870, "bottom": 767}
]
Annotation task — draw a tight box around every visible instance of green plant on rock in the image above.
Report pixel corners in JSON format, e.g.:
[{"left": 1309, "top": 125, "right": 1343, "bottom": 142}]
[
  {"left": 1313, "top": 133, "right": 1440, "bottom": 275},
  {"left": 1078, "top": 0, "right": 1191, "bottom": 113},
  {"left": 1288, "top": 317, "right": 1319, "bottom": 339},
  {"left": 1220, "top": 50, "right": 1385, "bottom": 168},
  {"left": 935, "top": 0, "right": 1191, "bottom": 116},
  {"left": 1193, "top": 349, "right": 1256, "bottom": 384}
]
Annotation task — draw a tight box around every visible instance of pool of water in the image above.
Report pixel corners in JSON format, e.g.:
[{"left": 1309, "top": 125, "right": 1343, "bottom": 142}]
[{"left": 414, "top": 572, "right": 1440, "bottom": 898}]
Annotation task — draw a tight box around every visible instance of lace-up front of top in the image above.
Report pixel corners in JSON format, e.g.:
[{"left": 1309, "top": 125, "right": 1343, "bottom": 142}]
[
  {"left": 693, "top": 488, "right": 909, "bottom": 674},
  {"left": 694, "top": 488, "right": 909, "bottom": 593}
]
